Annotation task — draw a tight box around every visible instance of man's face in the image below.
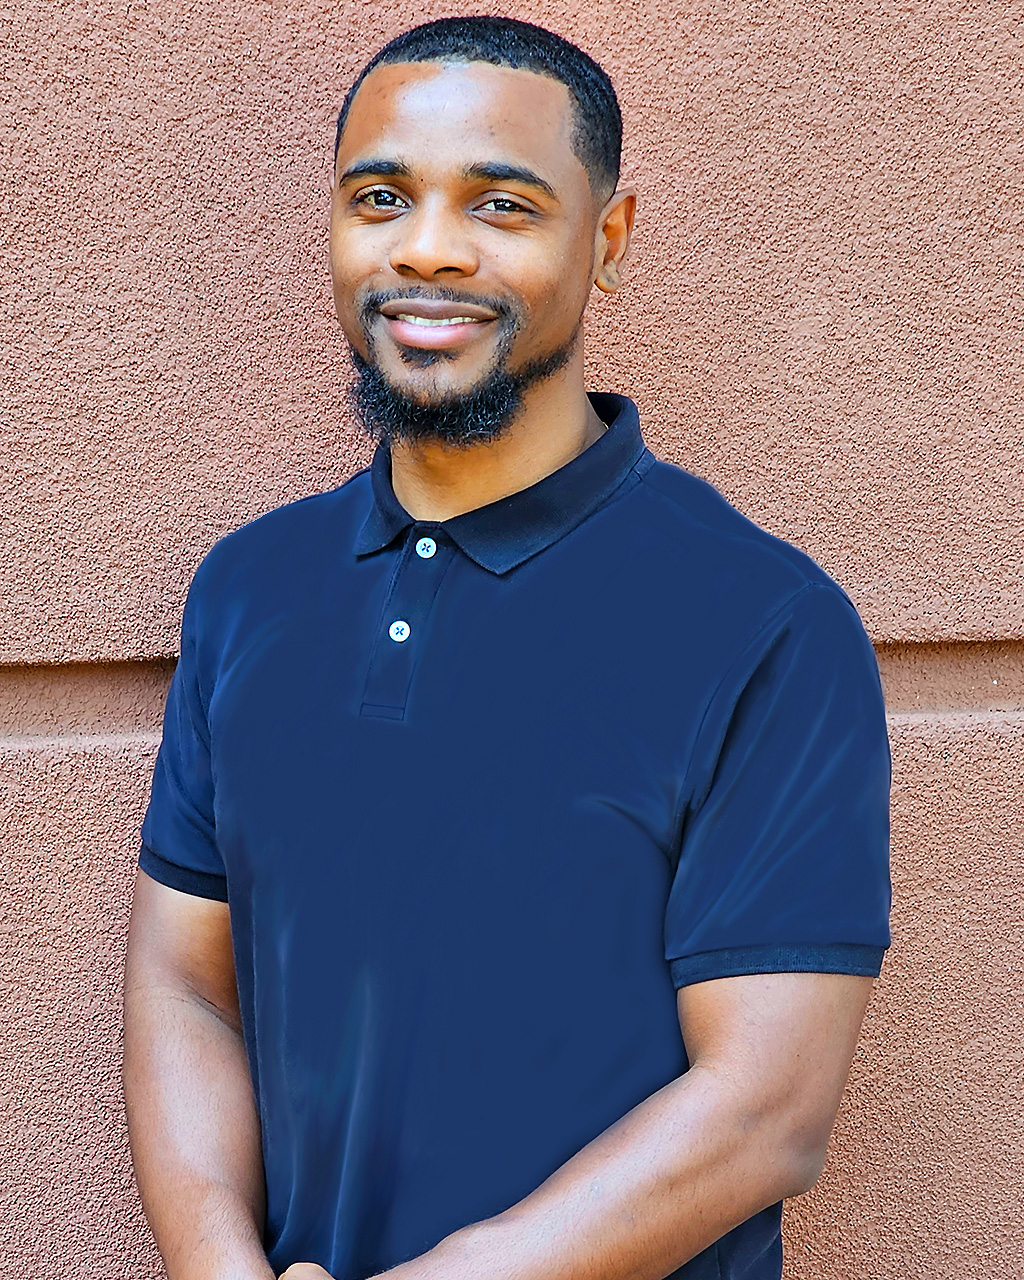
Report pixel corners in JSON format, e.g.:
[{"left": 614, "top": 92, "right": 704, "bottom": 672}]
[{"left": 330, "top": 60, "right": 607, "bottom": 444}]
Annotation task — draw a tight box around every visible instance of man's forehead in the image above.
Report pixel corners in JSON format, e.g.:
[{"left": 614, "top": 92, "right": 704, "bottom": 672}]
[{"left": 338, "top": 60, "right": 581, "bottom": 176}]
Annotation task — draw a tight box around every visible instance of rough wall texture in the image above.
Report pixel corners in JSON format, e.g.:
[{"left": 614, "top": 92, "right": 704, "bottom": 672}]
[
  {"left": 783, "top": 714, "right": 1024, "bottom": 1278},
  {"left": 1, "top": 1, "right": 1020, "bottom": 1277}
]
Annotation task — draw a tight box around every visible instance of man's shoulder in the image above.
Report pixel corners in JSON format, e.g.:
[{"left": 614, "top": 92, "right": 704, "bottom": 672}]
[
  {"left": 630, "top": 455, "right": 880, "bottom": 725},
  {"left": 634, "top": 453, "right": 842, "bottom": 600},
  {"left": 187, "top": 465, "right": 372, "bottom": 603}
]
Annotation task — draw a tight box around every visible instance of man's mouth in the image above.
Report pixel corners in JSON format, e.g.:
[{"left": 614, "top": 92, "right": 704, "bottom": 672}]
[
  {"left": 376, "top": 297, "right": 500, "bottom": 351},
  {"left": 392, "top": 313, "right": 486, "bottom": 327}
]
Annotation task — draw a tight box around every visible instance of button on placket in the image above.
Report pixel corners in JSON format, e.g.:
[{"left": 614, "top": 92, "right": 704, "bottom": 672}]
[{"left": 360, "top": 528, "right": 454, "bottom": 720}]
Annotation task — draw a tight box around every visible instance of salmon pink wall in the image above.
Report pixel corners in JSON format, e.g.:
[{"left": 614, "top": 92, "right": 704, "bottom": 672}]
[{"left": 1, "top": 2, "right": 1021, "bottom": 1276}]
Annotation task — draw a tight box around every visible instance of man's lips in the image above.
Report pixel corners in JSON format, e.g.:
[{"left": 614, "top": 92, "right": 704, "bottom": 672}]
[{"left": 376, "top": 298, "right": 499, "bottom": 351}]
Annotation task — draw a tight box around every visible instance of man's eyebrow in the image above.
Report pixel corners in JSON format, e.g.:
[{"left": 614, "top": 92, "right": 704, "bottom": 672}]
[
  {"left": 338, "top": 158, "right": 414, "bottom": 183},
  {"left": 462, "top": 162, "right": 558, "bottom": 200}
]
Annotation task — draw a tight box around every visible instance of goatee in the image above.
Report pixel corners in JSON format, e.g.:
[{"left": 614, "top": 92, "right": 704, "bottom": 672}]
[{"left": 346, "top": 287, "right": 579, "bottom": 448}]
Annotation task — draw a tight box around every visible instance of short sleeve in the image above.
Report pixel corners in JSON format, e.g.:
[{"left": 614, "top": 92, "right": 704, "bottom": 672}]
[
  {"left": 666, "top": 583, "right": 891, "bottom": 988},
  {"left": 138, "top": 571, "right": 228, "bottom": 901}
]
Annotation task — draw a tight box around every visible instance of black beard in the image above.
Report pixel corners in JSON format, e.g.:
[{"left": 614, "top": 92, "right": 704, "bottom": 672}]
[{"left": 346, "top": 286, "right": 578, "bottom": 449}]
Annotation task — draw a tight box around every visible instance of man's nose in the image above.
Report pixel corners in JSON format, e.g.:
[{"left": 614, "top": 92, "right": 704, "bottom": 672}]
[{"left": 388, "top": 199, "right": 479, "bottom": 279}]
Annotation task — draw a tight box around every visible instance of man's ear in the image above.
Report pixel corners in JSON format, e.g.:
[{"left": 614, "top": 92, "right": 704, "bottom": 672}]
[{"left": 593, "top": 185, "right": 637, "bottom": 294}]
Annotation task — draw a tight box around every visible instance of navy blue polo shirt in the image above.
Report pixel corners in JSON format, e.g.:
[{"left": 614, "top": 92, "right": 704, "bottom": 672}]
[{"left": 138, "top": 392, "right": 891, "bottom": 1280}]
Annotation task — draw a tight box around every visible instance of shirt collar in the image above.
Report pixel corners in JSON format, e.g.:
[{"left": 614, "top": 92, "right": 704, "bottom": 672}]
[{"left": 354, "top": 393, "right": 649, "bottom": 575}]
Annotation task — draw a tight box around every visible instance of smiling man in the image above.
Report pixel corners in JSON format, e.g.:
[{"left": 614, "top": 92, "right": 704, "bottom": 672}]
[{"left": 122, "top": 17, "right": 891, "bottom": 1280}]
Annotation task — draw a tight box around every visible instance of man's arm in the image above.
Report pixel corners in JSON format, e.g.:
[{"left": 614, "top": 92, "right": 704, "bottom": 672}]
[
  {"left": 122, "top": 867, "right": 275, "bottom": 1280},
  {"left": 282, "top": 971, "right": 872, "bottom": 1280}
]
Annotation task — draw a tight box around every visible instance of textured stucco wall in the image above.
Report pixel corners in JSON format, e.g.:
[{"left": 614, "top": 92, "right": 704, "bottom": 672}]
[{"left": 1, "top": 1, "right": 1021, "bottom": 1277}]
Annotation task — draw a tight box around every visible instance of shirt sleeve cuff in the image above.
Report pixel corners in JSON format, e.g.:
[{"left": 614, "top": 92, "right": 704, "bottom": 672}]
[
  {"left": 137, "top": 841, "right": 229, "bottom": 903},
  {"left": 668, "top": 942, "right": 887, "bottom": 989}
]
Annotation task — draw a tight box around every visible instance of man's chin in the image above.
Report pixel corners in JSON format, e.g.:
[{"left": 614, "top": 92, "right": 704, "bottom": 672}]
[
  {"left": 376, "top": 343, "right": 499, "bottom": 395},
  {"left": 379, "top": 370, "right": 492, "bottom": 409},
  {"left": 348, "top": 354, "right": 517, "bottom": 447},
  {"left": 346, "top": 333, "right": 576, "bottom": 448}
]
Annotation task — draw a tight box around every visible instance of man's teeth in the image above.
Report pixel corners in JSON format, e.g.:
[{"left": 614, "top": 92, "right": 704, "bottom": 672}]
[{"left": 393, "top": 314, "right": 481, "bottom": 326}]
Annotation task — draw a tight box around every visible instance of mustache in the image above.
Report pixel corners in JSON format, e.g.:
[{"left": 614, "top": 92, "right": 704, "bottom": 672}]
[{"left": 357, "top": 285, "right": 523, "bottom": 329}]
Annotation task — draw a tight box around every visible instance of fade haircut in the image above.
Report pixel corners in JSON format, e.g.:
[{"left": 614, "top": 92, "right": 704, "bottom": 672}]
[{"left": 334, "top": 16, "right": 622, "bottom": 198}]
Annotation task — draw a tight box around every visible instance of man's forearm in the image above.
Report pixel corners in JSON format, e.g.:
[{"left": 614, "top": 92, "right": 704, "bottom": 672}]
[
  {"left": 374, "top": 1063, "right": 817, "bottom": 1280},
  {"left": 122, "top": 982, "right": 275, "bottom": 1280}
]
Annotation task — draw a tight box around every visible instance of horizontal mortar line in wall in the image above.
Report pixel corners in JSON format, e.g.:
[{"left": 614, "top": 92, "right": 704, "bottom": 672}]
[
  {"left": 0, "top": 641, "right": 1022, "bottom": 739},
  {"left": 0, "top": 731, "right": 161, "bottom": 752},
  {"left": 886, "top": 710, "right": 1024, "bottom": 729},
  {"left": 874, "top": 640, "right": 1024, "bottom": 715},
  {"left": 0, "top": 659, "right": 175, "bottom": 742}
]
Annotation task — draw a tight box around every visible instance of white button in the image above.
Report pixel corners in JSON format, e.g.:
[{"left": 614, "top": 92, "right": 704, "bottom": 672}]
[
  {"left": 388, "top": 619, "right": 410, "bottom": 642},
  {"left": 416, "top": 536, "right": 437, "bottom": 559}
]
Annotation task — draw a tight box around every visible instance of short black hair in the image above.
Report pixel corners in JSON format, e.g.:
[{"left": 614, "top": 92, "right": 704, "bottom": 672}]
[{"left": 333, "top": 16, "right": 622, "bottom": 197}]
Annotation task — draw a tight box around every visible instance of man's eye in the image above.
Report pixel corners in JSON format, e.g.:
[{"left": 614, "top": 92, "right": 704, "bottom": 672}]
[
  {"left": 356, "top": 189, "right": 406, "bottom": 210},
  {"left": 479, "top": 197, "right": 529, "bottom": 214}
]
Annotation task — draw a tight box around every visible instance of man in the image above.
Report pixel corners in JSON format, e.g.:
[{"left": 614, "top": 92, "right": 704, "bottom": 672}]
[{"left": 122, "top": 17, "right": 891, "bottom": 1280}]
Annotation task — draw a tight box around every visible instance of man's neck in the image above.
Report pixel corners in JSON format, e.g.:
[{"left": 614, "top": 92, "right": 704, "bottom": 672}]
[{"left": 388, "top": 365, "right": 607, "bottom": 523}]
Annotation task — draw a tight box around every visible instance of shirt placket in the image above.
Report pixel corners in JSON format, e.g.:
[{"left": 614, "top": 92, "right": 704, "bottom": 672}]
[{"left": 360, "top": 525, "right": 456, "bottom": 721}]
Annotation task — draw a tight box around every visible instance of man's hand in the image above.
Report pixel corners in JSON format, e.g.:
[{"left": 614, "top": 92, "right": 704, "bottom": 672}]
[{"left": 279, "top": 1265, "right": 334, "bottom": 1279}]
